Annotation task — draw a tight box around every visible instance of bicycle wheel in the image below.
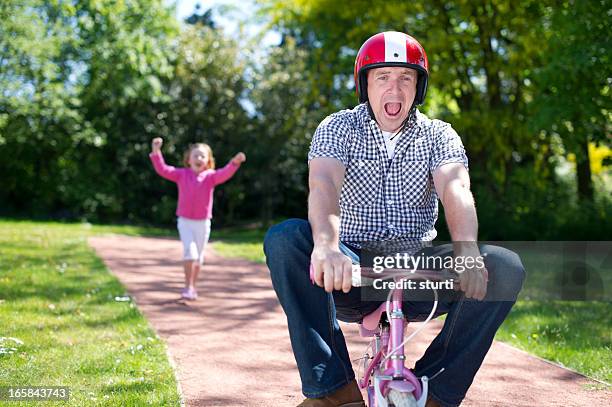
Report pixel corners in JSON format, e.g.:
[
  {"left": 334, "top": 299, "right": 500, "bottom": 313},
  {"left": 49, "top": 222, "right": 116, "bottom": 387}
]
[{"left": 387, "top": 389, "right": 418, "bottom": 407}]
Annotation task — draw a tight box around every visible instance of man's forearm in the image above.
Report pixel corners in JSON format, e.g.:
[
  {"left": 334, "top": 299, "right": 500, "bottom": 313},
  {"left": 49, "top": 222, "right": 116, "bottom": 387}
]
[
  {"left": 442, "top": 179, "right": 478, "bottom": 242},
  {"left": 442, "top": 176, "right": 488, "bottom": 299},
  {"left": 308, "top": 181, "right": 341, "bottom": 248}
]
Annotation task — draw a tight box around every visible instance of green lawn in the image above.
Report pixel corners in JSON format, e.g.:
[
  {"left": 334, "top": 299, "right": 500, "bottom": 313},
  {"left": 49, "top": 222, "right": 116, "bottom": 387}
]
[
  {"left": 0, "top": 220, "right": 180, "bottom": 406},
  {"left": 495, "top": 301, "right": 611, "bottom": 385},
  {"left": 210, "top": 224, "right": 612, "bottom": 385},
  {"left": 210, "top": 225, "right": 267, "bottom": 263}
]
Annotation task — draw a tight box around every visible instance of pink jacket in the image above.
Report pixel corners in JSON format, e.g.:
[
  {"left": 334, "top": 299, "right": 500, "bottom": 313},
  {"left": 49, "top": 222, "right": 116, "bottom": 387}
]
[{"left": 150, "top": 152, "right": 239, "bottom": 220}]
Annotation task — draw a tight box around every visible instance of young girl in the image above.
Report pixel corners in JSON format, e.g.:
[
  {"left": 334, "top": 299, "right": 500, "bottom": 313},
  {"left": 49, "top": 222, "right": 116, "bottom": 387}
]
[{"left": 150, "top": 137, "right": 246, "bottom": 300}]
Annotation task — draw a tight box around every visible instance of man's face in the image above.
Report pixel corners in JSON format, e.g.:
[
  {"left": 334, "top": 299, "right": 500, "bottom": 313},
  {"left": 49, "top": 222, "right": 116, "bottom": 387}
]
[{"left": 366, "top": 66, "right": 417, "bottom": 132}]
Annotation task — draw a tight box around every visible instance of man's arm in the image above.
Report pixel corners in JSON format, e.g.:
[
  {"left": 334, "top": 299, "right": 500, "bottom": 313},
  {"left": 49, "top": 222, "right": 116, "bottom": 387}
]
[
  {"left": 308, "top": 158, "right": 353, "bottom": 293},
  {"left": 433, "top": 163, "right": 487, "bottom": 300},
  {"left": 433, "top": 163, "right": 477, "bottom": 241}
]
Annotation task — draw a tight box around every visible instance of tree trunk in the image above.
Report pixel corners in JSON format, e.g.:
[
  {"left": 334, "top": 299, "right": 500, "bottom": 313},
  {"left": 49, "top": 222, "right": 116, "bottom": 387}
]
[{"left": 576, "top": 138, "right": 594, "bottom": 201}]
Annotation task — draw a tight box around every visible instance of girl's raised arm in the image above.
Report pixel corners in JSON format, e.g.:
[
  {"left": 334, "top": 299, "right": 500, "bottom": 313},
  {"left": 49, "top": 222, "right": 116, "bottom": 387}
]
[
  {"left": 150, "top": 137, "right": 182, "bottom": 182},
  {"left": 212, "top": 152, "right": 245, "bottom": 185}
]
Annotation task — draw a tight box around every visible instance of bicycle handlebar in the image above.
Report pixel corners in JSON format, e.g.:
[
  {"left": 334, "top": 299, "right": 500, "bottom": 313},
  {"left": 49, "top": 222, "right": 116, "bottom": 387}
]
[{"left": 309, "top": 264, "right": 457, "bottom": 286}]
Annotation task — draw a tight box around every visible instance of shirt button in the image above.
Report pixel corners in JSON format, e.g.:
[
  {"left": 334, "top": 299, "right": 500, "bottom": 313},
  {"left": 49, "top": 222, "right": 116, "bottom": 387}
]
[
  {"left": 358, "top": 161, "right": 365, "bottom": 167},
  {"left": 388, "top": 223, "right": 394, "bottom": 229},
  {"left": 387, "top": 200, "right": 394, "bottom": 205}
]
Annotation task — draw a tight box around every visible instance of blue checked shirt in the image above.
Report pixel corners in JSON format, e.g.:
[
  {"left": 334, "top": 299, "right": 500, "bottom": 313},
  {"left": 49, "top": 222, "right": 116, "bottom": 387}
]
[{"left": 308, "top": 103, "right": 469, "bottom": 247}]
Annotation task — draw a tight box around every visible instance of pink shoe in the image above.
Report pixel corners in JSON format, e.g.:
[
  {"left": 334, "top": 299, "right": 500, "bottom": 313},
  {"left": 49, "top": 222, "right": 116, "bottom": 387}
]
[{"left": 181, "top": 288, "right": 198, "bottom": 300}]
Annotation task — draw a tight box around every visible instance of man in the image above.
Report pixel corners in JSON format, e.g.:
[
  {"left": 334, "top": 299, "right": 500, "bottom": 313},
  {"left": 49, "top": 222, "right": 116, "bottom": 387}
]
[{"left": 264, "top": 32, "right": 525, "bottom": 407}]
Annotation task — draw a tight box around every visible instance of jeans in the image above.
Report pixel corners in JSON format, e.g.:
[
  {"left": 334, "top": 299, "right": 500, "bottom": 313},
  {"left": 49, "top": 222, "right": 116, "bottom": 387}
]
[{"left": 264, "top": 219, "right": 525, "bottom": 407}]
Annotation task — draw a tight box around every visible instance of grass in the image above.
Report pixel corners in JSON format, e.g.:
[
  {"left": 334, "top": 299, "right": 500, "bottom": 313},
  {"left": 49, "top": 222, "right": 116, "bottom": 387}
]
[
  {"left": 206, "top": 223, "right": 612, "bottom": 385},
  {"left": 0, "top": 219, "right": 180, "bottom": 406},
  {"left": 210, "top": 225, "right": 267, "bottom": 263},
  {"left": 495, "top": 301, "right": 611, "bottom": 384}
]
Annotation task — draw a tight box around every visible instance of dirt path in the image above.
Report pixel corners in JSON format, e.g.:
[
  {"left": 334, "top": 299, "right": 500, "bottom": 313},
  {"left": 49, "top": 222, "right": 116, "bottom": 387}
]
[{"left": 88, "top": 235, "right": 610, "bottom": 407}]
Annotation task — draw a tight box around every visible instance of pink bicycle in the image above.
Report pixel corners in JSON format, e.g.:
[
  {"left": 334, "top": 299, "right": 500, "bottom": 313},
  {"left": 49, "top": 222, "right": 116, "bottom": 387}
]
[{"left": 311, "top": 264, "right": 456, "bottom": 407}]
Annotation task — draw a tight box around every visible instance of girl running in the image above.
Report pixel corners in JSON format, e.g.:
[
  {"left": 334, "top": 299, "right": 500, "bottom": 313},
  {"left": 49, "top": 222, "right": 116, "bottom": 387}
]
[{"left": 150, "top": 137, "right": 246, "bottom": 300}]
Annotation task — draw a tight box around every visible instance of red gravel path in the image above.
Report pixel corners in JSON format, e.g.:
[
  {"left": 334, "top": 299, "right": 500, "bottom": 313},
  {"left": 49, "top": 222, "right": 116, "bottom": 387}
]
[{"left": 88, "top": 235, "right": 611, "bottom": 407}]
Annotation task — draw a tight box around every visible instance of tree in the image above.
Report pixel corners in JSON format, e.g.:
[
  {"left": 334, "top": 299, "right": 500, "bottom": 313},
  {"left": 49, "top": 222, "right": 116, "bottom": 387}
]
[
  {"left": 185, "top": 4, "right": 216, "bottom": 28},
  {"left": 249, "top": 36, "right": 324, "bottom": 224},
  {"left": 0, "top": 1, "right": 83, "bottom": 215},
  {"left": 533, "top": 0, "right": 611, "bottom": 202},
  {"left": 0, "top": 0, "right": 179, "bottom": 220}
]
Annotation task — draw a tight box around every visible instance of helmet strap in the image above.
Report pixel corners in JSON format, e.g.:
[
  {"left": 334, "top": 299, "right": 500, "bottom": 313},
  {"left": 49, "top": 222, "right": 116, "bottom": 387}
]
[
  {"left": 366, "top": 101, "right": 375, "bottom": 122},
  {"left": 401, "top": 103, "right": 418, "bottom": 133}
]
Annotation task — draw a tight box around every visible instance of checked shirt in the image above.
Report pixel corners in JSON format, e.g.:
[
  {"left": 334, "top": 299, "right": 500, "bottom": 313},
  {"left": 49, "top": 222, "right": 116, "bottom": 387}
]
[{"left": 307, "top": 103, "right": 469, "bottom": 248}]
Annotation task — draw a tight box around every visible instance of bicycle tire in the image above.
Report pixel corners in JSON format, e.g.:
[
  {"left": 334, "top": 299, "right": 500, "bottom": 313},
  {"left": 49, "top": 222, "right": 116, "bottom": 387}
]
[{"left": 387, "top": 389, "right": 418, "bottom": 407}]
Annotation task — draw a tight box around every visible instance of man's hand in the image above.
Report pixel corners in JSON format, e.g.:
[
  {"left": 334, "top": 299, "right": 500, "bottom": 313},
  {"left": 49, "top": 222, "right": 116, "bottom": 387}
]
[
  {"left": 151, "top": 137, "right": 163, "bottom": 153},
  {"left": 453, "top": 243, "right": 488, "bottom": 300},
  {"left": 311, "top": 245, "right": 353, "bottom": 293},
  {"left": 232, "top": 152, "right": 246, "bottom": 165}
]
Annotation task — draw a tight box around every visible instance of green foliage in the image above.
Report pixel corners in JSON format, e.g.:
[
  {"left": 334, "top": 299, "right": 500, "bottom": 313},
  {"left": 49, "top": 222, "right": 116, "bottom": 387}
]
[
  {"left": 0, "top": 1, "right": 609, "bottom": 238},
  {"left": 249, "top": 36, "right": 327, "bottom": 223},
  {"left": 0, "top": 1, "right": 83, "bottom": 214},
  {"left": 532, "top": 0, "right": 611, "bottom": 201},
  {"left": 0, "top": 0, "right": 179, "bottom": 220}
]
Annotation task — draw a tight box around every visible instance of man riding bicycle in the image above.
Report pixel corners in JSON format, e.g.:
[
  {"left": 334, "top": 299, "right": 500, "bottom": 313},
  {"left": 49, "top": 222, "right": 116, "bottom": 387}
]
[{"left": 264, "top": 31, "right": 525, "bottom": 407}]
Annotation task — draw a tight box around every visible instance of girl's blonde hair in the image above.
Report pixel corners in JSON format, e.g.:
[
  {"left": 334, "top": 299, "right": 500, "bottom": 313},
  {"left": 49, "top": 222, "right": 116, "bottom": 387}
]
[{"left": 183, "top": 143, "right": 215, "bottom": 170}]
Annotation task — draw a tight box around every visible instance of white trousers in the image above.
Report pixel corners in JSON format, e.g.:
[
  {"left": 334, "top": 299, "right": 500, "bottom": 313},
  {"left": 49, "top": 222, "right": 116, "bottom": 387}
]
[{"left": 177, "top": 217, "right": 211, "bottom": 264}]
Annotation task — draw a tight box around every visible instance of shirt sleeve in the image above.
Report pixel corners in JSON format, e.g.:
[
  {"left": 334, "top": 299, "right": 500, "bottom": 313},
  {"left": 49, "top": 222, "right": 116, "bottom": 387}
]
[
  {"left": 429, "top": 123, "right": 469, "bottom": 173},
  {"left": 150, "top": 152, "right": 182, "bottom": 183},
  {"left": 212, "top": 161, "right": 239, "bottom": 186},
  {"left": 307, "top": 113, "right": 350, "bottom": 166}
]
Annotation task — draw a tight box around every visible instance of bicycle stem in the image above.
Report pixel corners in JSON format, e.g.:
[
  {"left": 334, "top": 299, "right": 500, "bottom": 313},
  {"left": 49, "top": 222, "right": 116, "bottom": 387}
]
[{"left": 389, "top": 284, "right": 406, "bottom": 377}]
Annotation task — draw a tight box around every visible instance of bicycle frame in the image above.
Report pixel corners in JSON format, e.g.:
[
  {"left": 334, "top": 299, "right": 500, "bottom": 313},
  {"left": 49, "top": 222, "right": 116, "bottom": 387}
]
[
  {"left": 360, "top": 277, "right": 430, "bottom": 407},
  {"left": 309, "top": 264, "right": 449, "bottom": 407}
]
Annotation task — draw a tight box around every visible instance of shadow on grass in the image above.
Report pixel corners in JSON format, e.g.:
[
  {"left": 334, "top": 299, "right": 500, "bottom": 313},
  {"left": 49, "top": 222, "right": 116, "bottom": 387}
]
[
  {"left": 103, "top": 380, "right": 157, "bottom": 394},
  {"left": 3, "top": 264, "right": 125, "bottom": 303}
]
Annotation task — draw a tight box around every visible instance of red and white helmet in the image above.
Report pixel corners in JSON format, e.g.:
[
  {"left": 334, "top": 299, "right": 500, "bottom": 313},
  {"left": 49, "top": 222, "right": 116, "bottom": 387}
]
[{"left": 354, "top": 31, "right": 429, "bottom": 105}]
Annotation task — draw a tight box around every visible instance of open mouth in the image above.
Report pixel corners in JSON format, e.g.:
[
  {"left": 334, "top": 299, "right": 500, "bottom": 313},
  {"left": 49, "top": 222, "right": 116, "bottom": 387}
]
[{"left": 384, "top": 102, "right": 402, "bottom": 117}]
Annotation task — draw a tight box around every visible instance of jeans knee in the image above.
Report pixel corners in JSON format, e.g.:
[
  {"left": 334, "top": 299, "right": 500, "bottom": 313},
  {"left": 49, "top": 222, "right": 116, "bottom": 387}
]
[
  {"left": 481, "top": 245, "right": 526, "bottom": 299},
  {"left": 264, "top": 219, "right": 313, "bottom": 290},
  {"left": 264, "top": 218, "right": 312, "bottom": 259}
]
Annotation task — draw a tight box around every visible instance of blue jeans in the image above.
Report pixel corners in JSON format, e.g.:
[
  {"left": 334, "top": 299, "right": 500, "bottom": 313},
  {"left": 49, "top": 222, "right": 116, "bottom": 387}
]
[{"left": 264, "top": 219, "right": 525, "bottom": 407}]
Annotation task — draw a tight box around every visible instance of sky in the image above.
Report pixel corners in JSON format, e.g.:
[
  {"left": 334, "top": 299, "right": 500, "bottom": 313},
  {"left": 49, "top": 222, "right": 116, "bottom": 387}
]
[
  {"left": 168, "top": 0, "right": 229, "bottom": 22},
  {"left": 164, "top": 0, "right": 280, "bottom": 46}
]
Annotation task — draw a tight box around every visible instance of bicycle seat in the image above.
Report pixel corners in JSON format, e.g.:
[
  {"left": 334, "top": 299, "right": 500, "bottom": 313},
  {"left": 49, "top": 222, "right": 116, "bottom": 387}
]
[{"left": 361, "top": 302, "right": 388, "bottom": 332}]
